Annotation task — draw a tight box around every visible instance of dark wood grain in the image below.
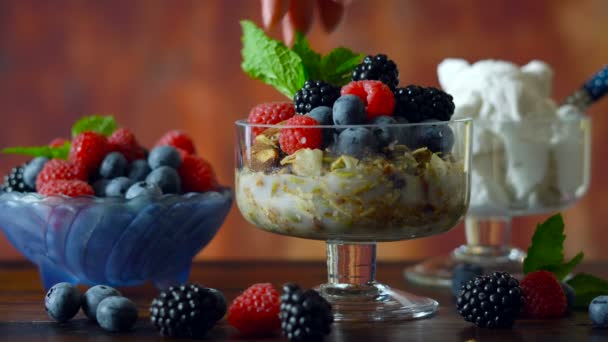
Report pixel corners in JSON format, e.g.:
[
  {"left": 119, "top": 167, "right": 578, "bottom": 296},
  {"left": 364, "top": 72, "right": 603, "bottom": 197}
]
[{"left": 0, "top": 261, "right": 607, "bottom": 341}]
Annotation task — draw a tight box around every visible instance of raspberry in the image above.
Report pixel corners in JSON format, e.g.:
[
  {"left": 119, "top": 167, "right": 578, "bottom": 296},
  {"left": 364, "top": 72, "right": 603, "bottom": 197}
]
[
  {"left": 341, "top": 80, "right": 395, "bottom": 121},
  {"left": 48, "top": 138, "right": 68, "bottom": 148},
  {"left": 247, "top": 102, "right": 296, "bottom": 136},
  {"left": 108, "top": 128, "right": 145, "bottom": 162},
  {"left": 178, "top": 154, "right": 218, "bottom": 193},
  {"left": 155, "top": 130, "right": 196, "bottom": 155},
  {"left": 38, "top": 180, "right": 94, "bottom": 197},
  {"left": 36, "top": 159, "right": 87, "bottom": 191},
  {"left": 278, "top": 116, "right": 322, "bottom": 155},
  {"left": 520, "top": 270, "right": 567, "bottom": 318},
  {"left": 228, "top": 283, "right": 280, "bottom": 336},
  {"left": 69, "top": 132, "right": 109, "bottom": 173}
]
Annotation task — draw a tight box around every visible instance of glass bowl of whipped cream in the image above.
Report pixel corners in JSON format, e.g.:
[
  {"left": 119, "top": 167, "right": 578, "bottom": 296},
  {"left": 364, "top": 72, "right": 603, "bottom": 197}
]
[
  {"left": 405, "top": 59, "right": 592, "bottom": 286},
  {"left": 235, "top": 117, "right": 472, "bottom": 322}
]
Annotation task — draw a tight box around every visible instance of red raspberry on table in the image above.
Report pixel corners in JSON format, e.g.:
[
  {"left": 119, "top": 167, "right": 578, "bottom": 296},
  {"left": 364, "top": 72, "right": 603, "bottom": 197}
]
[
  {"left": 247, "top": 102, "right": 296, "bottom": 136},
  {"left": 228, "top": 283, "right": 281, "bottom": 336},
  {"left": 178, "top": 154, "right": 218, "bottom": 193},
  {"left": 278, "top": 116, "right": 322, "bottom": 155},
  {"left": 69, "top": 132, "right": 108, "bottom": 173},
  {"left": 155, "top": 130, "right": 196, "bottom": 155},
  {"left": 36, "top": 159, "right": 87, "bottom": 191},
  {"left": 520, "top": 270, "right": 567, "bottom": 318},
  {"left": 108, "top": 128, "right": 145, "bottom": 162},
  {"left": 48, "top": 138, "right": 68, "bottom": 148},
  {"left": 341, "top": 80, "right": 396, "bottom": 120},
  {"left": 38, "top": 180, "right": 94, "bottom": 197}
]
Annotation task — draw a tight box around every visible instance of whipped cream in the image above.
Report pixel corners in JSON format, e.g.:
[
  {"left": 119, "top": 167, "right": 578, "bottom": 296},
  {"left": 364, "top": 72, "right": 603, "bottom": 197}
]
[{"left": 438, "top": 59, "right": 589, "bottom": 216}]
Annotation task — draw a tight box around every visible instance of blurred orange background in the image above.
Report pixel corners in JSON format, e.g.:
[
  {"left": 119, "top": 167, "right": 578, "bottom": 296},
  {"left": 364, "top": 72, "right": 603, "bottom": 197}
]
[{"left": 0, "top": 0, "right": 607, "bottom": 261}]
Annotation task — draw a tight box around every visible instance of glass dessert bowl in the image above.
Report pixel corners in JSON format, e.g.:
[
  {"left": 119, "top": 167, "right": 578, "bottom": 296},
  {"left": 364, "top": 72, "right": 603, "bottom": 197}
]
[
  {"left": 235, "top": 119, "right": 472, "bottom": 321},
  {"left": 0, "top": 189, "right": 232, "bottom": 290}
]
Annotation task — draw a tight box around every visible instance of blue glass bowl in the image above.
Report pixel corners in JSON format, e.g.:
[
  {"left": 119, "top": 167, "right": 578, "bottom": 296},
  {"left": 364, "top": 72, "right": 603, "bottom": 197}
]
[{"left": 0, "top": 188, "right": 232, "bottom": 290}]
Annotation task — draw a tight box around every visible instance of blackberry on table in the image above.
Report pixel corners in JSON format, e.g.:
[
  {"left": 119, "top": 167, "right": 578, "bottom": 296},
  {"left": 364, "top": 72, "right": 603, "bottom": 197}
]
[
  {"left": 2, "top": 164, "right": 34, "bottom": 193},
  {"left": 352, "top": 54, "right": 399, "bottom": 90},
  {"left": 280, "top": 283, "right": 333, "bottom": 342},
  {"left": 294, "top": 80, "right": 340, "bottom": 115},
  {"left": 456, "top": 272, "right": 523, "bottom": 329},
  {"left": 149, "top": 283, "right": 226, "bottom": 338},
  {"left": 393, "top": 85, "right": 455, "bottom": 122}
]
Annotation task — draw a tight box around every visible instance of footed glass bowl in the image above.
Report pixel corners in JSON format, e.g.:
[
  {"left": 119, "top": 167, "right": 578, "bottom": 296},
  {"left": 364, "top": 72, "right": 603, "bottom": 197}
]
[{"left": 0, "top": 189, "right": 232, "bottom": 290}]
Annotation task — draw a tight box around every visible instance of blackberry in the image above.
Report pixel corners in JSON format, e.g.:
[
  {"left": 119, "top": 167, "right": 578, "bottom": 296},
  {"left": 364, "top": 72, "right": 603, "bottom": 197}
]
[
  {"left": 293, "top": 80, "right": 340, "bottom": 115},
  {"left": 149, "top": 283, "right": 226, "bottom": 338},
  {"left": 2, "top": 164, "right": 34, "bottom": 193},
  {"left": 393, "top": 85, "right": 455, "bottom": 122},
  {"left": 352, "top": 54, "right": 399, "bottom": 90},
  {"left": 456, "top": 272, "right": 523, "bottom": 329},
  {"left": 280, "top": 283, "right": 333, "bottom": 342}
]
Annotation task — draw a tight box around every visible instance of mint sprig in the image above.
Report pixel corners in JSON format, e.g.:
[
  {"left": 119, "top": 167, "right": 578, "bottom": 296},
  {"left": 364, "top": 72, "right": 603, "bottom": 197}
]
[
  {"left": 523, "top": 213, "right": 584, "bottom": 279},
  {"left": 240, "top": 20, "right": 364, "bottom": 98},
  {"left": 2, "top": 115, "right": 117, "bottom": 159},
  {"left": 566, "top": 273, "right": 608, "bottom": 309}
]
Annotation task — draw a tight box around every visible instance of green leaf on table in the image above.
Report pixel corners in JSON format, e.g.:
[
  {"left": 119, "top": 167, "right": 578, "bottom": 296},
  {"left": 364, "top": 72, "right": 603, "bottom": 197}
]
[
  {"left": 240, "top": 20, "right": 307, "bottom": 98},
  {"left": 522, "top": 213, "right": 584, "bottom": 280},
  {"left": 2, "top": 142, "right": 71, "bottom": 159},
  {"left": 292, "top": 32, "right": 322, "bottom": 81},
  {"left": 71, "top": 115, "right": 117, "bottom": 137},
  {"left": 566, "top": 273, "right": 608, "bottom": 308},
  {"left": 319, "top": 47, "right": 364, "bottom": 86}
]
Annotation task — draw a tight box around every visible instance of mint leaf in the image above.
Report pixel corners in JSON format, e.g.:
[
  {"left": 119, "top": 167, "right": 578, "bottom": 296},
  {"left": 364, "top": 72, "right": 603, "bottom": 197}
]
[
  {"left": 240, "top": 20, "right": 306, "bottom": 98},
  {"left": 320, "top": 48, "right": 364, "bottom": 86},
  {"left": 544, "top": 252, "right": 584, "bottom": 280},
  {"left": 2, "top": 142, "right": 70, "bottom": 159},
  {"left": 292, "top": 32, "right": 322, "bottom": 80},
  {"left": 566, "top": 273, "right": 608, "bottom": 308},
  {"left": 72, "top": 115, "right": 117, "bottom": 137}
]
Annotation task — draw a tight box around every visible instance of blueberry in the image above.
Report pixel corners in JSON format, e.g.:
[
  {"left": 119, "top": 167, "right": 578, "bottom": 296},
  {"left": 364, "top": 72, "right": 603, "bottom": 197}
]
[
  {"left": 125, "top": 181, "right": 163, "bottom": 199},
  {"left": 145, "top": 166, "right": 181, "bottom": 194},
  {"left": 23, "top": 157, "right": 48, "bottom": 189},
  {"left": 105, "top": 177, "right": 134, "bottom": 197},
  {"left": 451, "top": 263, "right": 483, "bottom": 297},
  {"left": 148, "top": 146, "right": 182, "bottom": 170},
  {"left": 99, "top": 152, "right": 128, "bottom": 179},
  {"left": 560, "top": 282, "right": 576, "bottom": 312},
  {"left": 589, "top": 295, "right": 608, "bottom": 327},
  {"left": 93, "top": 179, "right": 110, "bottom": 197},
  {"left": 371, "top": 116, "right": 399, "bottom": 147},
  {"left": 208, "top": 288, "right": 228, "bottom": 321},
  {"left": 96, "top": 296, "right": 138, "bottom": 332},
  {"left": 332, "top": 95, "right": 366, "bottom": 130},
  {"left": 82, "top": 285, "right": 122, "bottom": 322},
  {"left": 333, "top": 127, "right": 378, "bottom": 158},
  {"left": 128, "top": 159, "right": 151, "bottom": 182},
  {"left": 411, "top": 119, "right": 455, "bottom": 154},
  {"left": 307, "top": 106, "right": 333, "bottom": 125},
  {"left": 45, "top": 282, "right": 81, "bottom": 323}
]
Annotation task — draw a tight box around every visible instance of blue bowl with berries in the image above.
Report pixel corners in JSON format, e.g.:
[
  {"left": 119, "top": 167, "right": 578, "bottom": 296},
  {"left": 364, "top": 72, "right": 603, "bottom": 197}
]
[{"left": 0, "top": 116, "right": 232, "bottom": 290}]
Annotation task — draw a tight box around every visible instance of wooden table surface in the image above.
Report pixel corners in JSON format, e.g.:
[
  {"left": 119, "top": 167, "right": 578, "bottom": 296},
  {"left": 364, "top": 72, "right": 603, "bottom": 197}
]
[{"left": 1, "top": 261, "right": 607, "bottom": 341}]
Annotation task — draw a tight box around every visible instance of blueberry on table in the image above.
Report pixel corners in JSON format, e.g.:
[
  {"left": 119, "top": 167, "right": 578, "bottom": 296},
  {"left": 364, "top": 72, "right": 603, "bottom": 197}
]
[
  {"left": 105, "top": 177, "right": 134, "bottom": 197},
  {"left": 96, "top": 296, "right": 138, "bottom": 332},
  {"left": 99, "top": 152, "right": 128, "bottom": 179},
  {"left": 589, "top": 296, "right": 608, "bottom": 327},
  {"left": 45, "top": 282, "right": 81, "bottom": 323},
  {"left": 148, "top": 146, "right": 182, "bottom": 170},
  {"left": 82, "top": 285, "right": 122, "bottom": 322},
  {"left": 125, "top": 181, "right": 163, "bottom": 199},
  {"left": 127, "top": 159, "right": 151, "bottom": 182},
  {"left": 451, "top": 263, "right": 483, "bottom": 297},
  {"left": 332, "top": 95, "right": 366, "bottom": 130},
  {"left": 560, "top": 282, "right": 576, "bottom": 312},
  {"left": 145, "top": 166, "right": 181, "bottom": 194},
  {"left": 334, "top": 127, "right": 378, "bottom": 158},
  {"left": 23, "top": 157, "right": 48, "bottom": 189}
]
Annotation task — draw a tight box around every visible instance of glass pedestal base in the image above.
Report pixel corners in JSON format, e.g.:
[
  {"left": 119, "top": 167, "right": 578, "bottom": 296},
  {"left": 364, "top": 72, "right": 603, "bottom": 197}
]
[
  {"left": 318, "top": 282, "right": 438, "bottom": 322},
  {"left": 404, "top": 246, "right": 526, "bottom": 287}
]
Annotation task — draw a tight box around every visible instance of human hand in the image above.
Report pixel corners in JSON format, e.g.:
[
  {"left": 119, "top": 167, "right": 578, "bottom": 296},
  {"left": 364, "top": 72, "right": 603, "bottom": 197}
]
[{"left": 261, "top": 0, "right": 352, "bottom": 45}]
